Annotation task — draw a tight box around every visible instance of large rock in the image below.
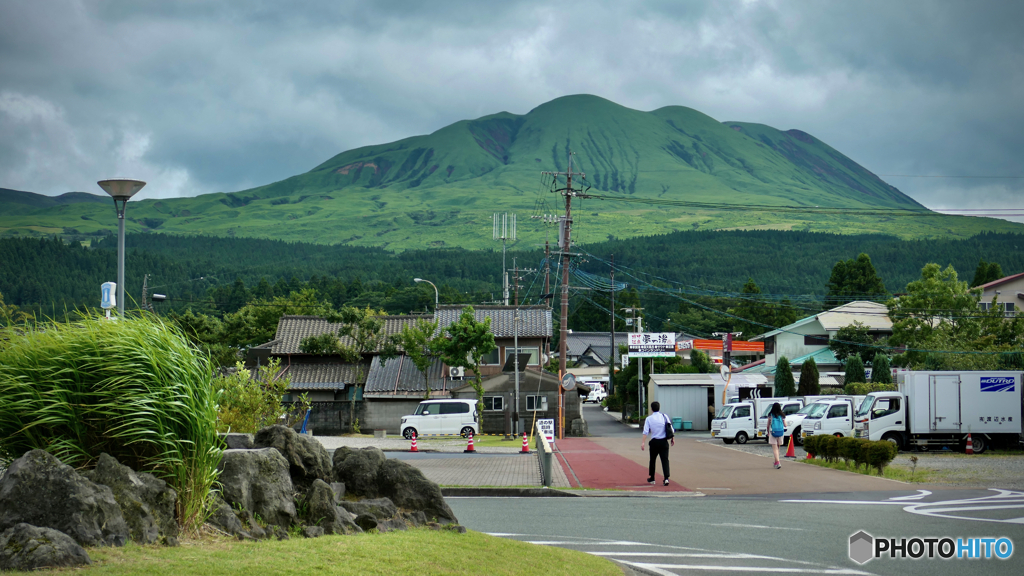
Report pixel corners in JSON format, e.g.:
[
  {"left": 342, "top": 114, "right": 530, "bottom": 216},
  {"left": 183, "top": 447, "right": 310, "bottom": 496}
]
[
  {"left": 377, "top": 459, "right": 457, "bottom": 524},
  {"left": 0, "top": 450, "right": 129, "bottom": 547},
  {"left": 298, "top": 480, "right": 361, "bottom": 535},
  {"left": 0, "top": 524, "right": 91, "bottom": 571},
  {"left": 338, "top": 497, "right": 398, "bottom": 522},
  {"left": 332, "top": 447, "right": 386, "bottom": 497},
  {"left": 254, "top": 425, "right": 331, "bottom": 489},
  {"left": 206, "top": 494, "right": 265, "bottom": 541},
  {"left": 83, "top": 453, "right": 179, "bottom": 546},
  {"left": 220, "top": 433, "right": 255, "bottom": 450},
  {"left": 217, "top": 448, "right": 296, "bottom": 529}
]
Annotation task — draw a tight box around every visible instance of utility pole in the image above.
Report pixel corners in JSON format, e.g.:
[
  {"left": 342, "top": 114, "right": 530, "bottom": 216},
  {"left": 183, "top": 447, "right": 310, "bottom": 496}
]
[
  {"left": 609, "top": 254, "right": 616, "bottom": 395},
  {"left": 543, "top": 153, "right": 589, "bottom": 439},
  {"left": 141, "top": 274, "right": 152, "bottom": 312},
  {"left": 623, "top": 306, "right": 644, "bottom": 418}
]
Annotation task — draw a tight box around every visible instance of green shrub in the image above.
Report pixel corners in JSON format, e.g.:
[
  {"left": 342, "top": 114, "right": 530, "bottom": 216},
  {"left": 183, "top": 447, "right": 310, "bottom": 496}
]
[
  {"left": 851, "top": 438, "right": 872, "bottom": 471},
  {"left": 843, "top": 381, "right": 898, "bottom": 396},
  {"left": 803, "top": 435, "right": 820, "bottom": 457},
  {"left": 214, "top": 358, "right": 309, "bottom": 433},
  {"left": 865, "top": 440, "right": 898, "bottom": 475},
  {"left": 0, "top": 314, "right": 221, "bottom": 532},
  {"left": 821, "top": 435, "right": 841, "bottom": 463},
  {"left": 837, "top": 437, "right": 861, "bottom": 465}
]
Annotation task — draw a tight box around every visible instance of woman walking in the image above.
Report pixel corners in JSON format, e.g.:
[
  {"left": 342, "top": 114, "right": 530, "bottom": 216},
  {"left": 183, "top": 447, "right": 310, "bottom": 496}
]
[{"left": 768, "top": 402, "right": 786, "bottom": 469}]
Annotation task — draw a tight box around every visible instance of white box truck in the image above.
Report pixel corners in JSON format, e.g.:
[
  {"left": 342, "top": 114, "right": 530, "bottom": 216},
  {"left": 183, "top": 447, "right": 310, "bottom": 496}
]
[{"left": 854, "top": 371, "right": 1023, "bottom": 453}]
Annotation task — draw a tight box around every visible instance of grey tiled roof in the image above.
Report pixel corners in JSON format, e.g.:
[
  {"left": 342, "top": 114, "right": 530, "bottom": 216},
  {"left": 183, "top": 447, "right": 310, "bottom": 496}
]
[
  {"left": 434, "top": 305, "right": 551, "bottom": 338},
  {"left": 270, "top": 314, "right": 433, "bottom": 355},
  {"left": 565, "top": 332, "right": 631, "bottom": 358},
  {"left": 281, "top": 361, "right": 368, "bottom": 391},
  {"left": 364, "top": 355, "right": 446, "bottom": 394}
]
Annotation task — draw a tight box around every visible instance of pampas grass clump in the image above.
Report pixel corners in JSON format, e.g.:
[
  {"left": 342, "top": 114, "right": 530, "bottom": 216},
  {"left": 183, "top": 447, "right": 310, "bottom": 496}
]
[{"left": 0, "top": 313, "right": 221, "bottom": 532}]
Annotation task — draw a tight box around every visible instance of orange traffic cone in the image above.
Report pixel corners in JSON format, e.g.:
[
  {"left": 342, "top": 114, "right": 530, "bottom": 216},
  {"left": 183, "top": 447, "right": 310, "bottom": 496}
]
[
  {"left": 966, "top": 433, "right": 974, "bottom": 455},
  {"left": 520, "top": 431, "right": 529, "bottom": 454},
  {"left": 464, "top": 432, "right": 476, "bottom": 453},
  {"left": 784, "top": 434, "right": 796, "bottom": 459},
  {"left": 410, "top": 432, "right": 418, "bottom": 452}
]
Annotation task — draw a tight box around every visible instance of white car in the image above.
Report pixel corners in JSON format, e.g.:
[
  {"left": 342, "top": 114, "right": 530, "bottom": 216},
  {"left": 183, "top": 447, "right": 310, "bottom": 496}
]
[
  {"left": 401, "top": 399, "right": 479, "bottom": 439},
  {"left": 586, "top": 389, "right": 607, "bottom": 404}
]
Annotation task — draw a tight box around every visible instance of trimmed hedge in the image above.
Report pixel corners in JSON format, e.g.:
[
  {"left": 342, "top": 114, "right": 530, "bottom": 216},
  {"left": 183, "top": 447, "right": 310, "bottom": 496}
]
[{"left": 804, "top": 434, "right": 897, "bottom": 475}]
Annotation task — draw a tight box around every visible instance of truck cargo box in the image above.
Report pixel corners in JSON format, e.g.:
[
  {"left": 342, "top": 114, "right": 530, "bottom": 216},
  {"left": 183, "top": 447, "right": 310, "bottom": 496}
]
[{"left": 898, "top": 371, "right": 1022, "bottom": 435}]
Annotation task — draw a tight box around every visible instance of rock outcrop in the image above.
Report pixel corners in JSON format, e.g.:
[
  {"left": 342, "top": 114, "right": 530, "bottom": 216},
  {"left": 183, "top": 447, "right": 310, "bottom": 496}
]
[
  {"left": 254, "top": 426, "right": 331, "bottom": 490},
  {"left": 0, "top": 450, "right": 129, "bottom": 547},
  {"left": 83, "top": 453, "right": 179, "bottom": 546},
  {"left": 217, "top": 448, "right": 296, "bottom": 530},
  {"left": 0, "top": 524, "right": 92, "bottom": 571}
]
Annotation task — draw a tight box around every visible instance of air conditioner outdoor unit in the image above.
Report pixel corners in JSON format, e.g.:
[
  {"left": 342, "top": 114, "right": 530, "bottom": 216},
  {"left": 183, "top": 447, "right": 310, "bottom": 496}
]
[{"left": 449, "top": 366, "right": 465, "bottom": 378}]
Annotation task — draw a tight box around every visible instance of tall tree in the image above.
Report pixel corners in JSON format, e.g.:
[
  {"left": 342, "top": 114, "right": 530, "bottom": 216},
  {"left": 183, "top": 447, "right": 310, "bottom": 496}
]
[
  {"left": 774, "top": 357, "right": 796, "bottom": 397},
  {"left": 397, "top": 319, "right": 441, "bottom": 399},
  {"left": 433, "top": 307, "right": 497, "bottom": 415},
  {"left": 797, "top": 357, "right": 820, "bottom": 396},
  {"left": 844, "top": 354, "right": 866, "bottom": 386},
  {"left": 970, "top": 259, "right": 1004, "bottom": 287},
  {"left": 690, "top": 350, "right": 714, "bottom": 374},
  {"left": 871, "top": 355, "right": 892, "bottom": 384},
  {"left": 825, "top": 253, "right": 887, "bottom": 309},
  {"left": 829, "top": 321, "right": 881, "bottom": 365}
]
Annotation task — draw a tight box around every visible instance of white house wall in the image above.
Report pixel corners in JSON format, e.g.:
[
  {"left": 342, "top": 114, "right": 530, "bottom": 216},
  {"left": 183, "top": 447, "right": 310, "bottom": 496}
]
[{"left": 770, "top": 318, "right": 827, "bottom": 365}]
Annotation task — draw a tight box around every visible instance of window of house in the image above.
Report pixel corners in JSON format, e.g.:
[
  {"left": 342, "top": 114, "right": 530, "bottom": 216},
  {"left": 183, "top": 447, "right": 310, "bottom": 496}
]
[
  {"left": 526, "top": 395, "right": 547, "bottom": 411},
  {"left": 764, "top": 338, "right": 775, "bottom": 354},
  {"left": 480, "top": 348, "right": 501, "bottom": 365},
  {"left": 505, "top": 347, "right": 539, "bottom": 365},
  {"left": 979, "top": 302, "right": 991, "bottom": 311},
  {"left": 483, "top": 396, "right": 504, "bottom": 411},
  {"left": 1004, "top": 302, "right": 1016, "bottom": 314},
  {"left": 804, "top": 335, "right": 829, "bottom": 346}
]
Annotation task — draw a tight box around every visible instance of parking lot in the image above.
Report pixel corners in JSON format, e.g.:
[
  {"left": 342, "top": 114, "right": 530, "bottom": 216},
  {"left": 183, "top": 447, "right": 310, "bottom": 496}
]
[{"left": 695, "top": 433, "right": 1024, "bottom": 490}]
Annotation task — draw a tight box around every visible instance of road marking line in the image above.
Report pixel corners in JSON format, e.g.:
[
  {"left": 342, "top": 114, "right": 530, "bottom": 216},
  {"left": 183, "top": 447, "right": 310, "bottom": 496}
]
[
  {"left": 780, "top": 500, "right": 905, "bottom": 505},
  {"left": 887, "top": 490, "right": 931, "bottom": 501},
  {"left": 592, "top": 552, "right": 777, "bottom": 560},
  {"left": 633, "top": 563, "right": 876, "bottom": 575},
  {"left": 711, "top": 522, "right": 806, "bottom": 531}
]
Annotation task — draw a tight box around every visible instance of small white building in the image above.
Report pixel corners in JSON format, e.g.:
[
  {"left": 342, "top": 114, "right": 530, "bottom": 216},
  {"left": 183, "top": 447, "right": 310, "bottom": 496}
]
[{"left": 646, "top": 373, "right": 770, "bottom": 431}]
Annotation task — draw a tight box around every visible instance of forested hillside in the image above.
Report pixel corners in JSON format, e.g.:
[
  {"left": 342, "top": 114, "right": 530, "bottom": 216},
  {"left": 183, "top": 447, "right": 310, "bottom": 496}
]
[{"left": 4, "top": 231, "right": 1023, "bottom": 336}]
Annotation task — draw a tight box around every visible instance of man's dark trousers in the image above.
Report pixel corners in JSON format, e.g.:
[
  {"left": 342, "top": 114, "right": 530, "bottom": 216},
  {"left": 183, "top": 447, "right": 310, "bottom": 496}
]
[{"left": 648, "top": 437, "right": 670, "bottom": 480}]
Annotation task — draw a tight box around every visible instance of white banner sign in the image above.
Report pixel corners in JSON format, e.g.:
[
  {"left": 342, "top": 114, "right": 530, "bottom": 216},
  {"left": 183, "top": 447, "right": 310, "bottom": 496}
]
[
  {"left": 537, "top": 419, "right": 555, "bottom": 445},
  {"left": 627, "top": 332, "right": 677, "bottom": 358}
]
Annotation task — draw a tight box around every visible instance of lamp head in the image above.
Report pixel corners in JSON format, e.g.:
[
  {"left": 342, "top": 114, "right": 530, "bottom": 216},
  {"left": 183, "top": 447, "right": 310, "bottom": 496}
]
[
  {"left": 414, "top": 278, "right": 425, "bottom": 283},
  {"left": 98, "top": 179, "right": 146, "bottom": 200}
]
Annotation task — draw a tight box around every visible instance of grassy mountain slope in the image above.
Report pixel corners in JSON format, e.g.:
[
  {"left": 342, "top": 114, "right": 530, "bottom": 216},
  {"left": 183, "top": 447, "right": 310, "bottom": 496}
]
[{"left": 1, "top": 95, "right": 1019, "bottom": 249}]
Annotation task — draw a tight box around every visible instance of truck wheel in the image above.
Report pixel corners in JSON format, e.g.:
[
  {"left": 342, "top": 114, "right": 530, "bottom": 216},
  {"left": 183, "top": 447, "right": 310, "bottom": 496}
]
[
  {"left": 794, "top": 428, "right": 804, "bottom": 446},
  {"left": 403, "top": 427, "right": 417, "bottom": 440},
  {"left": 970, "top": 435, "right": 986, "bottom": 454},
  {"left": 881, "top": 433, "right": 903, "bottom": 450},
  {"left": 834, "top": 433, "right": 844, "bottom": 438},
  {"left": 461, "top": 427, "right": 476, "bottom": 438},
  {"left": 735, "top": 432, "right": 748, "bottom": 444},
  {"left": 723, "top": 438, "right": 735, "bottom": 445}
]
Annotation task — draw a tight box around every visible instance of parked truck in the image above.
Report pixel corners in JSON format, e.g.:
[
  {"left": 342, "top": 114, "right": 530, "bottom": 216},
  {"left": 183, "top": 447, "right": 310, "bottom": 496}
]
[
  {"left": 854, "top": 371, "right": 1023, "bottom": 453},
  {"left": 713, "top": 397, "right": 803, "bottom": 444},
  {"left": 800, "top": 396, "right": 866, "bottom": 440}
]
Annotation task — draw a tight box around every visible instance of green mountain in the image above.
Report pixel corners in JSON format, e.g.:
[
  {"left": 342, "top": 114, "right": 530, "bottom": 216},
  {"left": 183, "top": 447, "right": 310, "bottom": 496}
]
[{"left": 1, "top": 95, "right": 1019, "bottom": 249}]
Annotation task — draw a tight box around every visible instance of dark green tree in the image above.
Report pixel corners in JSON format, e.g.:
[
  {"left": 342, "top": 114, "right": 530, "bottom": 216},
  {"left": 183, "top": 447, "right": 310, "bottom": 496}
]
[
  {"left": 433, "top": 307, "right": 498, "bottom": 415},
  {"left": 797, "top": 357, "right": 820, "bottom": 396},
  {"left": 774, "top": 357, "right": 796, "bottom": 397},
  {"left": 829, "top": 322, "right": 881, "bottom": 365},
  {"left": 844, "top": 354, "right": 866, "bottom": 386},
  {"left": 690, "top": 350, "right": 714, "bottom": 374},
  {"left": 871, "top": 355, "right": 892, "bottom": 384},
  {"left": 970, "top": 259, "right": 1004, "bottom": 287},
  {"left": 825, "top": 253, "right": 887, "bottom": 309}
]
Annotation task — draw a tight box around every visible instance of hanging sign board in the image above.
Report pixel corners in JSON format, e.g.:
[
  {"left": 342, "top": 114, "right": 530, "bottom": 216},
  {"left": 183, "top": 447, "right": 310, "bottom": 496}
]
[
  {"left": 628, "top": 333, "right": 676, "bottom": 358},
  {"left": 537, "top": 419, "right": 555, "bottom": 445}
]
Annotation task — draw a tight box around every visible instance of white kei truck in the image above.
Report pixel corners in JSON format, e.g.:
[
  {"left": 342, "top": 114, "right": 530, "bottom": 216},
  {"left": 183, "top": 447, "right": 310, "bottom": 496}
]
[
  {"left": 754, "top": 398, "right": 805, "bottom": 441},
  {"left": 800, "top": 396, "right": 866, "bottom": 441},
  {"left": 854, "top": 371, "right": 1024, "bottom": 454},
  {"left": 712, "top": 398, "right": 802, "bottom": 445}
]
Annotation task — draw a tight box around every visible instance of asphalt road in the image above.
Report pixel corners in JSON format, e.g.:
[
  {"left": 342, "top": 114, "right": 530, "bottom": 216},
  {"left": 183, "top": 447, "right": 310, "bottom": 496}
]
[{"left": 449, "top": 489, "right": 1024, "bottom": 576}]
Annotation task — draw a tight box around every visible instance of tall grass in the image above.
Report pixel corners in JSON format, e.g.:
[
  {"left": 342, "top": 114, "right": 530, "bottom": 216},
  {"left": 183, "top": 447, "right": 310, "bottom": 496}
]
[{"left": 0, "top": 313, "right": 222, "bottom": 532}]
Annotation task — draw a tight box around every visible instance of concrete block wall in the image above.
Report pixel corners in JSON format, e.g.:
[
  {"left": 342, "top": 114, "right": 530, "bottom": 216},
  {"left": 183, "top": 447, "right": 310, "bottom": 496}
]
[{"left": 362, "top": 399, "right": 424, "bottom": 434}]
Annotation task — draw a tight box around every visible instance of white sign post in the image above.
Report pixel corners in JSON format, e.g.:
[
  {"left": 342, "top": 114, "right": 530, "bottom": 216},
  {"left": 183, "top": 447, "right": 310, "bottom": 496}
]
[{"left": 538, "top": 419, "right": 555, "bottom": 445}]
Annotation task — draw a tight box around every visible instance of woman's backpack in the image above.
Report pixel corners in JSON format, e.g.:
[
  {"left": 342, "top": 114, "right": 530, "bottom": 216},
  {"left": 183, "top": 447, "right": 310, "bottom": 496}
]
[{"left": 770, "top": 415, "right": 785, "bottom": 438}]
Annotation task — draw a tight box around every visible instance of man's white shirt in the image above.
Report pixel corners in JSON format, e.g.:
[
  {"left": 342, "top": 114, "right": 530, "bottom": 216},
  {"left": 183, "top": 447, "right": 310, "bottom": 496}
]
[{"left": 642, "top": 412, "right": 671, "bottom": 439}]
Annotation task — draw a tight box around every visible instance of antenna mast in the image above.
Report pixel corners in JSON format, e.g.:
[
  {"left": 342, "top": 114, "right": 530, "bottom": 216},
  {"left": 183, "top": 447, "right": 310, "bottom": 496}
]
[{"left": 493, "top": 212, "right": 516, "bottom": 305}]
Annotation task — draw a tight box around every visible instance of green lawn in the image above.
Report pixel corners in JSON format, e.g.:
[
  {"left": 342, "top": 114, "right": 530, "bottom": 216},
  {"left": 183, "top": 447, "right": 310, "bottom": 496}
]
[
  {"left": 12, "top": 529, "right": 619, "bottom": 576},
  {"left": 798, "top": 458, "right": 930, "bottom": 483}
]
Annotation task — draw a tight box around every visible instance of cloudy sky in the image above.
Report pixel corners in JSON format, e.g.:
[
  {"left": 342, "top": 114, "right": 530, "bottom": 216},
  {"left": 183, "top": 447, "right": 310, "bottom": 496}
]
[{"left": 1, "top": 0, "right": 1021, "bottom": 215}]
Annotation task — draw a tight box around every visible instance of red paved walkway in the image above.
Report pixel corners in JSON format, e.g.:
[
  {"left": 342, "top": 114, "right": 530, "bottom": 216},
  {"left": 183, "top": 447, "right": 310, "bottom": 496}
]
[{"left": 554, "top": 437, "right": 691, "bottom": 492}]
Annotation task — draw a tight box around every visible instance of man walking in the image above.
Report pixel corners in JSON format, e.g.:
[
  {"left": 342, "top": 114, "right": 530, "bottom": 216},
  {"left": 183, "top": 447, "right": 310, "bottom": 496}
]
[{"left": 641, "top": 401, "right": 674, "bottom": 486}]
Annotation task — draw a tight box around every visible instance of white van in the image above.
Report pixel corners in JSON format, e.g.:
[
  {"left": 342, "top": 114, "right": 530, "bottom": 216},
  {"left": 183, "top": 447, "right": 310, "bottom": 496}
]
[
  {"left": 401, "top": 399, "right": 479, "bottom": 439},
  {"left": 801, "top": 396, "right": 864, "bottom": 440}
]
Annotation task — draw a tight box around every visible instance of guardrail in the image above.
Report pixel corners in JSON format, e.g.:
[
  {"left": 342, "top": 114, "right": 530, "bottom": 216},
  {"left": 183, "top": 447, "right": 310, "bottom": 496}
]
[{"left": 535, "top": 422, "right": 553, "bottom": 487}]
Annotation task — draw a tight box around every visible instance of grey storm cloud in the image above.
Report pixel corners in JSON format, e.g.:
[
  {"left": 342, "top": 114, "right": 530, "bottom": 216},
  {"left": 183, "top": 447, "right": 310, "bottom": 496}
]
[{"left": 0, "top": 0, "right": 1021, "bottom": 216}]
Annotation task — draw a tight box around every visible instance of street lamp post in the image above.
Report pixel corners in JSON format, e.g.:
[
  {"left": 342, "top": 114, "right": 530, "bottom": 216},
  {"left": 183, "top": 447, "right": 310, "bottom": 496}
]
[
  {"left": 98, "top": 179, "right": 146, "bottom": 317},
  {"left": 413, "top": 278, "right": 438, "bottom": 310}
]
